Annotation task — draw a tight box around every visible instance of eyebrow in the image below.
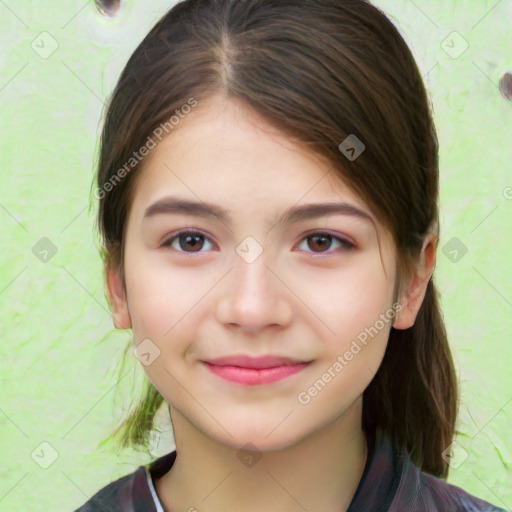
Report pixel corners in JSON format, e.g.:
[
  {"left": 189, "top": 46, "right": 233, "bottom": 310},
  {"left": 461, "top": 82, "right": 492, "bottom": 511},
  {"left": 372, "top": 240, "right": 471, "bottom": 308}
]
[{"left": 143, "top": 196, "right": 376, "bottom": 227}]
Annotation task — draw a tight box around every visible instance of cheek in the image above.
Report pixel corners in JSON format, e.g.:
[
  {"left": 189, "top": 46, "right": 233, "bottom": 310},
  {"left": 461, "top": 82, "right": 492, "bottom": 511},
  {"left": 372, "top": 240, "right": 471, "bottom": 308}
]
[
  {"left": 298, "top": 258, "right": 395, "bottom": 384},
  {"left": 295, "top": 257, "right": 394, "bottom": 342},
  {"left": 125, "top": 246, "right": 174, "bottom": 342},
  {"left": 124, "top": 249, "right": 205, "bottom": 336},
  {"left": 302, "top": 301, "right": 392, "bottom": 410}
]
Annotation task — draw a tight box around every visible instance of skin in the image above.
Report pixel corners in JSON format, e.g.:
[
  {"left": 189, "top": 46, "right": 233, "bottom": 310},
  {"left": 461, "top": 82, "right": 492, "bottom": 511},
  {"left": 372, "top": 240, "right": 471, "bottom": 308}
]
[{"left": 107, "top": 93, "right": 436, "bottom": 512}]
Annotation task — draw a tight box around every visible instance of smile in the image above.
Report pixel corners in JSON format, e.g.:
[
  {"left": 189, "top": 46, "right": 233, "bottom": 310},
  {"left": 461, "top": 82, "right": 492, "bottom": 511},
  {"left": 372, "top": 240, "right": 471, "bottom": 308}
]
[{"left": 202, "top": 360, "right": 310, "bottom": 385}]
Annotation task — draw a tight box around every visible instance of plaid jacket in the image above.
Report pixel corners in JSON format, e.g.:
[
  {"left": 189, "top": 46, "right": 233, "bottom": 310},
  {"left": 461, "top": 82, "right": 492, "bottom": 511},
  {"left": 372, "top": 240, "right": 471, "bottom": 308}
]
[{"left": 73, "top": 429, "right": 507, "bottom": 512}]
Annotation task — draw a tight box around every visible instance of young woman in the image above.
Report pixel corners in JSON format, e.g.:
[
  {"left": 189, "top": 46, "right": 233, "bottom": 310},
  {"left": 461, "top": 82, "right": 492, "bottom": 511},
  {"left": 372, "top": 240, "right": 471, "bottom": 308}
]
[{"left": 75, "top": 0, "right": 506, "bottom": 510}]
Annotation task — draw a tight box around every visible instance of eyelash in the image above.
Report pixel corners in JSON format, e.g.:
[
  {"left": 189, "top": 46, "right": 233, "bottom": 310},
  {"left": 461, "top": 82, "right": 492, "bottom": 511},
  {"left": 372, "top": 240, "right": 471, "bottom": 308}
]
[{"left": 160, "top": 230, "right": 355, "bottom": 255}]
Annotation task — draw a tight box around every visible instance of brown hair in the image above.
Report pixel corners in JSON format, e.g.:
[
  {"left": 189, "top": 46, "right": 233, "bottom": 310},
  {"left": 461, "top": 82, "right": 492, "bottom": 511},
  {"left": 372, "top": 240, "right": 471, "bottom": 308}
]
[{"left": 94, "top": 0, "right": 458, "bottom": 478}]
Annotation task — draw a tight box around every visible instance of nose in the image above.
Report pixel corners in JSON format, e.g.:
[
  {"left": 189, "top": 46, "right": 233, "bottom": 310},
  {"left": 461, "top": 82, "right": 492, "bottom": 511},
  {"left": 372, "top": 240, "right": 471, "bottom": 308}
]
[{"left": 215, "top": 250, "right": 293, "bottom": 334}]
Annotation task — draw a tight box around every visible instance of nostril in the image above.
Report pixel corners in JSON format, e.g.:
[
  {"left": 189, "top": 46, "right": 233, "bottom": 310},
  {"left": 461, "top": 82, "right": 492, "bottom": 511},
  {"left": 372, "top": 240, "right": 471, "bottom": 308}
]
[
  {"left": 95, "top": 0, "right": 122, "bottom": 17},
  {"left": 499, "top": 71, "right": 512, "bottom": 101}
]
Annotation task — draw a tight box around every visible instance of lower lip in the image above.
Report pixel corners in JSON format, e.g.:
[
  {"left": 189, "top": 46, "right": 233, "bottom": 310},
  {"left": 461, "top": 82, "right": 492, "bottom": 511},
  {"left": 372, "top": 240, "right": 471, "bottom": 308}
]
[{"left": 203, "top": 362, "right": 310, "bottom": 385}]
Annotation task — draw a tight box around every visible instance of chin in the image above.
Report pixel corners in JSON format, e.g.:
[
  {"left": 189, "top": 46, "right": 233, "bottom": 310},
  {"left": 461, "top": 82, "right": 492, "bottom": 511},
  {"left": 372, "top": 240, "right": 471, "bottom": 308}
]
[{"left": 203, "top": 421, "right": 312, "bottom": 453}]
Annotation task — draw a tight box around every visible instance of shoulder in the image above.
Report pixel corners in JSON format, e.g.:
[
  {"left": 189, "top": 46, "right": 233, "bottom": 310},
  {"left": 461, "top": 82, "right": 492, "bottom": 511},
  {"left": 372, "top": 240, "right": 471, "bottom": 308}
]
[
  {"left": 393, "top": 454, "right": 507, "bottom": 512},
  {"left": 72, "top": 451, "right": 176, "bottom": 512},
  {"left": 419, "top": 471, "right": 506, "bottom": 512},
  {"left": 72, "top": 465, "right": 150, "bottom": 512}
]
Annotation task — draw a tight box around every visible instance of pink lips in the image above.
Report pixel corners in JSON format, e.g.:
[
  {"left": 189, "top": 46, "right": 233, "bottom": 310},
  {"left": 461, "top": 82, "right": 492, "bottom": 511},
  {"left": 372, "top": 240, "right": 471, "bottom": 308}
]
[{"left": 202, "top": 355, "right": 310, "bottom": 385}]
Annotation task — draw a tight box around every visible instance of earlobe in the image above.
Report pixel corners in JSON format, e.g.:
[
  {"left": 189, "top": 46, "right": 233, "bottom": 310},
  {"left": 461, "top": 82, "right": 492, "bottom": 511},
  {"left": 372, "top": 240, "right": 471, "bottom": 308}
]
[
  {"left": 105, "top": 265, "right": 132, "bottom": 329},
  {"left": 393, "top": 234, "right": 437, "bottom": 330}
]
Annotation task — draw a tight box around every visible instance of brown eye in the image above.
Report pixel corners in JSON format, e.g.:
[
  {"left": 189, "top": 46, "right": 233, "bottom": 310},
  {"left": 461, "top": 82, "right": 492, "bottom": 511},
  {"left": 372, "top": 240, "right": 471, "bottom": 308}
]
[
  {"left": 161, "top": 231, "right": 215, "bottom": 253},
  {"left": 297, "top": 233, "right": 354, "bottom": 254}
]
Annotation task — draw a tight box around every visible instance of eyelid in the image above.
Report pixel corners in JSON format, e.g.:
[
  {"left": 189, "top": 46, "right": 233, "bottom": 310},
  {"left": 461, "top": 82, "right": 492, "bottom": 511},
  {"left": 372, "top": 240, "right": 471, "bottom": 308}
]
[
  {"left": 297, "top": 229, "right": 355, "bottom": 248},
  {"left": 293, "top": 230, "right": 355, "bottom": 254},
  {"left": 160, "top": 229, "right": 218, "bottom": 251}
]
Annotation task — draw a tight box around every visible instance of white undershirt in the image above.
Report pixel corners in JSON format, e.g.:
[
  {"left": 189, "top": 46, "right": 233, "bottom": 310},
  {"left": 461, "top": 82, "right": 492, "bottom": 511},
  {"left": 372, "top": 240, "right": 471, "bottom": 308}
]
[{"left": 145, "top": 466, "right": 166, "bottom": 512}]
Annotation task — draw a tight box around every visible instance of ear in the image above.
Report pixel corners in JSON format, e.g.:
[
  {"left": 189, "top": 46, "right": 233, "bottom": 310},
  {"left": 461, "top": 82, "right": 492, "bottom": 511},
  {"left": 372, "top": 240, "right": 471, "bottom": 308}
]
[
  {"left": 393, "top": 233, "right": 437, "bottom": 330},
  {"left": 105, "top": 265, "right": 132, "bottom": 329}
]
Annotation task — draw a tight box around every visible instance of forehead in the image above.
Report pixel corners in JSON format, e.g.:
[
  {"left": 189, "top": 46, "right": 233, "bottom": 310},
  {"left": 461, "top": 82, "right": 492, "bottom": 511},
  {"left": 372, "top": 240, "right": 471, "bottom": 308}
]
[{"left": 132, "top": 94, "right": 371, "bottom": 217}]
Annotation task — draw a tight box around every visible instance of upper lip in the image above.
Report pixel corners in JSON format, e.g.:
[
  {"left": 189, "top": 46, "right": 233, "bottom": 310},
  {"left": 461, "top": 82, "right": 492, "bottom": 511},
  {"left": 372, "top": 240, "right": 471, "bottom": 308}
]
[{"left": 203, "top": 355, "right": 309, "bottom": 369}]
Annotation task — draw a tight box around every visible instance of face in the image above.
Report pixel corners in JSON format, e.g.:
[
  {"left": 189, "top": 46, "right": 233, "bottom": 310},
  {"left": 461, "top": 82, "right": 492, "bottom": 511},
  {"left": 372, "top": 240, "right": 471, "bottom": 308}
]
[{"left": 108, "top": 94, "right": 411, "bottom": 452}]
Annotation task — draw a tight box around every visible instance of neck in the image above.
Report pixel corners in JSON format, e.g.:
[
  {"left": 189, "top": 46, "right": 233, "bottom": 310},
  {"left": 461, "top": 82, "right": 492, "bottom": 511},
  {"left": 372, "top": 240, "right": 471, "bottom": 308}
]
[{"left": 156, "top": 398, "right": 368, "bottom": 512}]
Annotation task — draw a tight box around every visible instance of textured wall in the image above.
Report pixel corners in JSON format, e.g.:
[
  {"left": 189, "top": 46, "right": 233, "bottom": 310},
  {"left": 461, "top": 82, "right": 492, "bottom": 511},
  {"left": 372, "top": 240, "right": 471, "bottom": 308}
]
[{"left": 0, "top": 1, "right": 510, "bottom": 511}]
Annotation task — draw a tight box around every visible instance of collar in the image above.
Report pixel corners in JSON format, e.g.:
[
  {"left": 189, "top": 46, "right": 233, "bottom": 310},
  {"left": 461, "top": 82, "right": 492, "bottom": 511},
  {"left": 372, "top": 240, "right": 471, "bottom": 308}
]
[{"left": 144, "top": 427, "right": 401, "bottom": 512}]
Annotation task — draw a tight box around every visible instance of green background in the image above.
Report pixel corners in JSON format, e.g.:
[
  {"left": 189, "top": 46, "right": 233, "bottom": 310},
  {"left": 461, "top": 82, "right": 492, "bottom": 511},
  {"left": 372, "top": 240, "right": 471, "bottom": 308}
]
[{"left": 0, "top": 1, "right": 511, "bottom": 510}]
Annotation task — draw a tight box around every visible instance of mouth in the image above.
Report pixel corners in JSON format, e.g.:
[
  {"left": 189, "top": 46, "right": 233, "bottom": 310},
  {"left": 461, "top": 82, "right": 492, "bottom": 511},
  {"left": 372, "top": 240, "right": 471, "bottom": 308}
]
[{"left": 202, "top": 355, "right": 312, "bottom": 385}]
